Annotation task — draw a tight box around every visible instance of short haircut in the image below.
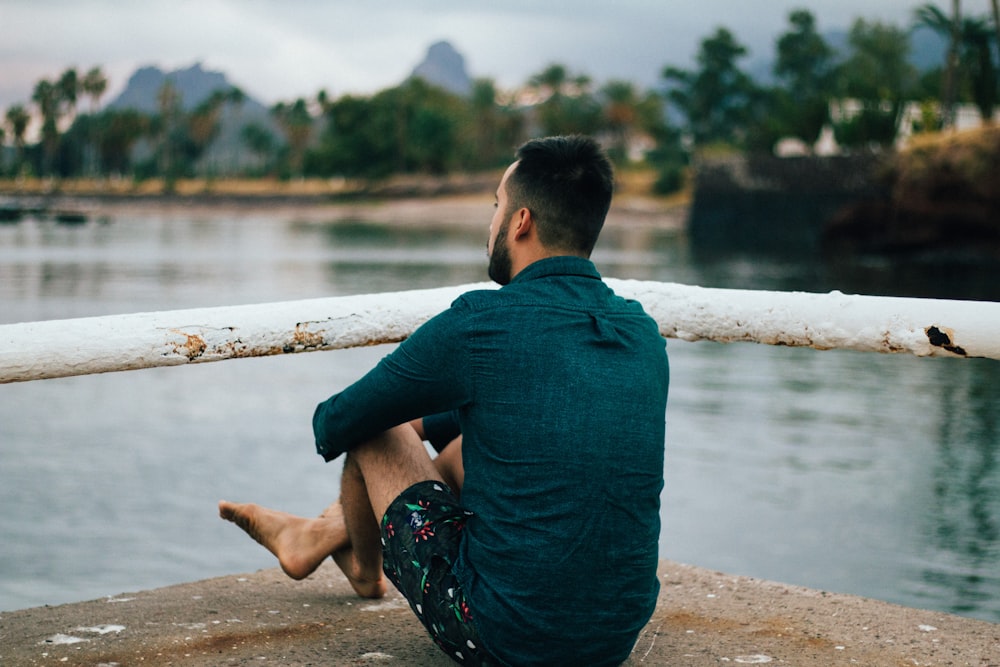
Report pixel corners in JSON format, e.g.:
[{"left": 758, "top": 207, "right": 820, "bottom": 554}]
[{"left": 505, "top": 135, "right": 614, "bottom": 256}]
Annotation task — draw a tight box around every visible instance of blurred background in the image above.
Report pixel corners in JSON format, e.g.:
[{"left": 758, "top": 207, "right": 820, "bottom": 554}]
[
  {"left": 1, "top": 0, "right": 998, "bottom": 625},
  {"left": 0, "top": 0, "right": 996, "bottom": 194}
]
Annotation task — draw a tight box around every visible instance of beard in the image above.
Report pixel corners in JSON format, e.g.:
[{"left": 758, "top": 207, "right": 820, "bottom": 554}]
[{"left": 487, "top": 219, "right": 513, "bottom": 285}]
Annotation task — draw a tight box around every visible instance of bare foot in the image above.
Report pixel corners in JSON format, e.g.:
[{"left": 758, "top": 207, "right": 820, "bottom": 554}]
[{"left": 218, "top": 500, "right": 346, "bottom": 580}]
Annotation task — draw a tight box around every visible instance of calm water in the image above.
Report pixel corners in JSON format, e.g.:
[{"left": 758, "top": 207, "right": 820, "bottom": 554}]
[{"left": 1, "top": 205, "right": 998, "bottom": 623}]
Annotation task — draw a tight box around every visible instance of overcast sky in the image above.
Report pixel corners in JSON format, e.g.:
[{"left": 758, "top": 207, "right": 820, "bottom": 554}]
[{"left": 2, "top": 0, "right": 927, "bottom": 110}]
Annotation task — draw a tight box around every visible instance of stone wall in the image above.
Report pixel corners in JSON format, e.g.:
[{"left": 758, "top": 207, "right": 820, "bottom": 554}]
[
  {"left": 691, "top": 128, "right": 1000, "bottom": 259},
  {"left": 688, "top": 153, "right": 890, "bottom": 255}
]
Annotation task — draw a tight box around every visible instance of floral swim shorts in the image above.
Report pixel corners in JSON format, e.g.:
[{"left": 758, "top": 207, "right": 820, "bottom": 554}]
[{"left": 380, "top": 480, "right": 500, "bottom": 666}]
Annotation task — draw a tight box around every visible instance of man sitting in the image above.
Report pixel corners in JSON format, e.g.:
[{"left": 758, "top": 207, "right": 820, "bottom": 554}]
[{"left": 220, "top": 135, "right": 669, "bottom": 666}]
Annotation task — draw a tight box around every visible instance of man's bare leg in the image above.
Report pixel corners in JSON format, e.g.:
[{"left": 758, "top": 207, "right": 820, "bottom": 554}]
[
  {"left": 330, "top": 423, "right": 444, "bottom": 598},
  {"left": 218, "top": 501, "right": 347, "bottom": 580},
  {"left": 434, "top": 436, "right": 463, "bottom": 495},
  {"left": 318, "top": 500, "right": 341, "bottom": 518},
  {"left": 329, "top": 453, "right": 387, "bottom": 598},
  {"left": 220, "top": 426, "right": 456, "bottom": 589}
]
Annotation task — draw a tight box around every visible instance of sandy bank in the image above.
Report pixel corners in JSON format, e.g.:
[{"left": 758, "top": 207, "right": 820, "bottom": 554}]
[{"left": 0, "top": 191, "right": 688, "bottom": 234}]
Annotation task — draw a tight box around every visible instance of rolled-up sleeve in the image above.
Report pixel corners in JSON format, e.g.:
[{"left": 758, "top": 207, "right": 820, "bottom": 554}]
[{"left": 313, "top": 303, "right": 473, "bottom": 462}]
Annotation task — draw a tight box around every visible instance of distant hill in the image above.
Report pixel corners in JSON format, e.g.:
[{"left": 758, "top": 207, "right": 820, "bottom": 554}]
[
  {"left": 409, "top": 41, "right": 473, "bottom": 96},
  {"left": 104, "top": 47, "right": 471, "bottom": 175},
  {"left": 108, "top": 62, "right": 267, "bottom": 113},
  {"left": 107, "top": 62, "right": 276, "bottom": 174}
]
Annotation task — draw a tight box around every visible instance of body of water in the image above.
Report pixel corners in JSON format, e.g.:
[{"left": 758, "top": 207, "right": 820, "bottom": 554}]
[{"left": 1, "top": 203, "right": 998, "bottom": 623}]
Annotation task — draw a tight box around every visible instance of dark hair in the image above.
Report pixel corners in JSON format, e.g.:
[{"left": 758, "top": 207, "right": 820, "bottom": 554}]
[{"left": 505, "top": 135, "right": 614, "bottom": 256}]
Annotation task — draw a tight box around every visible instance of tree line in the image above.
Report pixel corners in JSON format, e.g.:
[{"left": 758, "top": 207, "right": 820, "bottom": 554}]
[{"left": 2, "top": 3, "right": 998, "bottom": 194}]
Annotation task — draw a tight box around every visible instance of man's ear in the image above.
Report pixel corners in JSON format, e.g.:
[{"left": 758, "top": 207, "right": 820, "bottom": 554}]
[{"left": 512, "top": 207, "right": 534, "bottom": 240}]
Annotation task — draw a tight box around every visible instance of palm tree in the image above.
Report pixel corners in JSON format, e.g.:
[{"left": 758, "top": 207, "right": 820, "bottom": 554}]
[
  {"left": 32, "top": 79, "right": 61, "bottom": 175},
  {"left": 81, "top": 67, "right": 108, "bottom": 113},
  {"left": 98, "top": 109, "right": 148, "bottom": 176},
  {"left": 529, "top": 64, "right": 569, "bottom": 101},
  {"left": 915, "top": 2, "right": 962, "bottom": 127},
  {"left": 156, "top": 81, "right": 182, "bottom": 190},
  {"left": 468, "top": 78, "right": 501, "bottom": 167},
  {"left": 188, "top": 88, "right": 240, "bottom": 175},
  {"left": 5, "top": 105, "right": 30, "bottom": 175},
  {"left": 600, "top": 80, "right": 640, "bottom": 162},
  {"left": 991, "top": 0, "right": 1000, "bottom": 82},
  {"left": 240, "top": 123, "right": 277, "bottom": 174},
  {"left": 81, "top": 67, "right": 108, "bottom": 176},
  {"left": 57, "top": 68, "right": 81, "bottom": 121},
  {"left": 271, "top": 98, "right": 313, "bottom": 178},
  {"left": 949, "top": 0, "right": 963, "bottom": 120},
  {"left": 662, "top": 27, "right": 758, "bottom": 148},
  {"left": 960, "top": 15, "right": 998, "bottom": 122},
  {"left": 226, "top": 87, "right": 246, "bottom": 175},
  {"left": 226, "top": 86, "right": 246, "bottom": 109},
  {"left": 528, "top": 64, "right": 569, "bottom": 135},
  {"left": 917, "top": 2, "right": 1000, "bottom": 124},
  {"left": 316, "top": 89, "right": 332, "bottom": 114},
  {"left": 528, "top": 64, "right": 601, "bottom": 137},
  {"left": 189, "top": 91, "right": 227, "bottom": 145}
]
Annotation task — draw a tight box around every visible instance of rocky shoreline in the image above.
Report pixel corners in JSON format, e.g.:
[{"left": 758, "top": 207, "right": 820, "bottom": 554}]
[
  {"left": 826, "top": 126, "right": 1000, "bottom": 258},
  {"left": 689, "top": 126, "right": 1000, "bottom": 259}
]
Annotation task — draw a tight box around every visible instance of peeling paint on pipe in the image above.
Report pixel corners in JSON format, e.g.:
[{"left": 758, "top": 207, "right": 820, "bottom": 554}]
[
  {"left": 2, "top": 281, "right": 998, "bottom": 384},
  {"left": 0, "top": 283, "right": 492, "bottom": 384},
  {"left": 607, "top": 279, "right": 1000, "bottom": 361}
]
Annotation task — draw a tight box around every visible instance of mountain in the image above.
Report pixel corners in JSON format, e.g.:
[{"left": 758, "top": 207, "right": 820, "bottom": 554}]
[
  {"left": 409, "top": 41, "right": 473, "bottom": 96},
  {"left": 108, "top": 62, "right": 264, "bottom": 113},
  {"left": 107, "top": 62, "right": 276, "bottom": 174},
  {"left": 95, "top": 43, "right": 469, "bottom": 173}
]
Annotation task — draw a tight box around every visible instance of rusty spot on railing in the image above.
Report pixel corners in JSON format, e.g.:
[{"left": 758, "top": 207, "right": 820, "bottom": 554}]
[
  {"left": 925, "top": 325, "right": 967, "bottom": 356},
  {"left": 880, "top": 331, "right": 906, "bottom": 354},
  {"left": 285, "top": 322, "right": 327, "bottom": 353},
  {"left": 170, "top": 331, "right": 207, "bottom": 360}
]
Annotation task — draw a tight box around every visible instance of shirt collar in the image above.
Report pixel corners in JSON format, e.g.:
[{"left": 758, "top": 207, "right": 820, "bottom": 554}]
[{"left": 508, "top": 255, "right": 601, "bottom": 285}]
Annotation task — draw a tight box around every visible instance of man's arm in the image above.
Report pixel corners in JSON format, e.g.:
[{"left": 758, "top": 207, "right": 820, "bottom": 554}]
[{"left": 313, "top": 305, "right": 472, "bottom": 462}]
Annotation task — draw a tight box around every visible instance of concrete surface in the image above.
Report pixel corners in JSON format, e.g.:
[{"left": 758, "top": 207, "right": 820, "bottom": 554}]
[{"left": 1, "top": 561, "right": 997, "bottom": 666}]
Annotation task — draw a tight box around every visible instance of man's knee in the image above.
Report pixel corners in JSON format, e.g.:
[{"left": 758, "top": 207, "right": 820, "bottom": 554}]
[{"left": 342, "top": 426, "right": 444, "bottom": 521}]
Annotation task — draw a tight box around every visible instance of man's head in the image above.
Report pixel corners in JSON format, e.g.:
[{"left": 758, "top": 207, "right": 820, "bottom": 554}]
[{"left": 487, "top": 135, "right": 614, "bottom": 285}]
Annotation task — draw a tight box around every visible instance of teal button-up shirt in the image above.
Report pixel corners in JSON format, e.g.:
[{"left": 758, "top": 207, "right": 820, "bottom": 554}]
[{"left": 314, "top": 256, "right": 669, "bottom": 666}]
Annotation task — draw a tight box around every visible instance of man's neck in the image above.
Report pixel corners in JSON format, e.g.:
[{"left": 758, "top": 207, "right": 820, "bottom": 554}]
[{"left": 509, "top": 249, "right": 588, "bottom": 282}]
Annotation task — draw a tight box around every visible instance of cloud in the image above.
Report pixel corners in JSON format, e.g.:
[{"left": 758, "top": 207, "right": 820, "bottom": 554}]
[{"left": 1, "top": 0, "right": 921, "bottom": 111}]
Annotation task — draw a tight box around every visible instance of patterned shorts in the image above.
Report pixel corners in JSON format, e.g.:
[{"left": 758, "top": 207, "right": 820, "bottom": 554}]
[{"left": 380, "top": 481, "right": 500, "bottom": 666}]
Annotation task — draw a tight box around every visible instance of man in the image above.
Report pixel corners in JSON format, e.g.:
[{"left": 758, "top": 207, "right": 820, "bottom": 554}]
[{"left": 220, "top": 135, "right": 669, "bottom": 666}]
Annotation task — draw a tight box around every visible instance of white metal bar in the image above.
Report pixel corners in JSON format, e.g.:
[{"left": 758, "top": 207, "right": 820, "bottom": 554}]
[
  {"left": 608, "top": 280, "right": 1000, "bottom": 360},
  {"left": 1, "top": 280, "right": 998, "bottom": 384}
]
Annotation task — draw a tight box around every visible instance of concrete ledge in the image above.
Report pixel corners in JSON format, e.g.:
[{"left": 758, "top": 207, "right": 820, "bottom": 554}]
[{"left": 1, "top": 561, "right": 996, "bottom": 666}]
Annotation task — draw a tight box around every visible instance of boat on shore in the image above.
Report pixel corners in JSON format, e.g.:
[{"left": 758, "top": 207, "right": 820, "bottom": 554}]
[
  {"left": 0, "top": 196, "right": 93, "bottom": 225},
  {"left": 53, "top": 210, "right": 89, "bottom": 225}
]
